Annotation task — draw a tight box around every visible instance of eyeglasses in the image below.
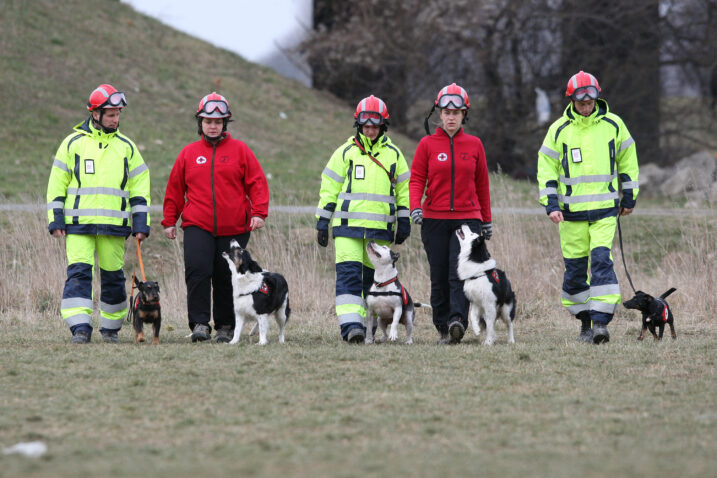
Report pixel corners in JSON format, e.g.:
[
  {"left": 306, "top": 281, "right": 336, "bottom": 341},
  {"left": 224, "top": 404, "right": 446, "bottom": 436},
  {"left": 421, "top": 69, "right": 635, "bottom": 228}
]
[
  {"left": 356, "top": 111, "right": 384, "bottom": 125},
  {"left": 437, "top": 94, "right": 468, "bottom": 110},
  {"left": 571, "top": 86, "right": 599, "bottom": 101},
  {"left": 104, "top": 91, "right": 127, "bottom": 108},
  {"left": 200, "top": 100, "right": 229, "bottom": 116}
]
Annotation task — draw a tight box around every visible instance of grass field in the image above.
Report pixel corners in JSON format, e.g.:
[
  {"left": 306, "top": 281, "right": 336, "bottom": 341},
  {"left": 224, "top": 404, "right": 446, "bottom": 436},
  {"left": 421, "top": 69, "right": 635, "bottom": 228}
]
[{"left": 1, "top": 200, "right": 715, "bottom": 477}]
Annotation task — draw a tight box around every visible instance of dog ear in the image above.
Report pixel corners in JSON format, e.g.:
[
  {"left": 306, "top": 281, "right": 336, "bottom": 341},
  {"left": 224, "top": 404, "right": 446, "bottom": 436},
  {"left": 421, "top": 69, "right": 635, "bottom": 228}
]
[
  {"left": 134, "top": 276, "right": 140, "bottom": 286},
  {"left": 390, "top": 250, "right": 400, "bottom": 264},
  {"left": 240, "top": 249, "right": 263, "bottom": 273}
]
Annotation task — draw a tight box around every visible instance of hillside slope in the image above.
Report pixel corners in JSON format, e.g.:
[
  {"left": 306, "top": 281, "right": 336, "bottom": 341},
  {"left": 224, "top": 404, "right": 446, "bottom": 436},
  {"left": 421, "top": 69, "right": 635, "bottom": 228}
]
[{"left": 0, "top": 0, "right": 417, "bottom": 205}]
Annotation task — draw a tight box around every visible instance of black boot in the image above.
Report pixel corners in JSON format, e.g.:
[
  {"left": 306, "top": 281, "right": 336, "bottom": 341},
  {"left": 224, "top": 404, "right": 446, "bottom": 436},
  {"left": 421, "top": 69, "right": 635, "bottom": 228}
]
[{"left": 576, "top": 311, "right": 593, "bottom": 343}]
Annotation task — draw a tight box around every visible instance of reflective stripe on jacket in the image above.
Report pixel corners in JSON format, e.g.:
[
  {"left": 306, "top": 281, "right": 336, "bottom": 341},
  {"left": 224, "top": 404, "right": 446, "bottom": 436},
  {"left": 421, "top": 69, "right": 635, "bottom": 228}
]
[
  {"left": 46, "top": 117, "right": 151, "bottom": 237},
  {"left": 537, "top": 99, "right": 639, "bottom": 221},
  {"left": 316, "top": 133, "right": 410, "bottom": 242}
]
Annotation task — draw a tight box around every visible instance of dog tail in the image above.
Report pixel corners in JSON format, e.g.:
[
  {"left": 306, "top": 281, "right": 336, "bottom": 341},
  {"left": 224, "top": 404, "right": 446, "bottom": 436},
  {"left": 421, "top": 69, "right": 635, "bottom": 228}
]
[
  {"left": 414, "top": 302, "right": 432, "bottom": 309},
  {"left": 660, "top": 287, "right": 677, "bottom": 299},
  {"left": 285, "top": 296, "right": 291, "bottom": 322}
]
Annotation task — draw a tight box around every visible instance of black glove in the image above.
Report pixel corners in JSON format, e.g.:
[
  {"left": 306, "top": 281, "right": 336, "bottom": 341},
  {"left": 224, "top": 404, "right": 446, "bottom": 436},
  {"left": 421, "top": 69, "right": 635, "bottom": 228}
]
[
  {"left": 481, "top": 222, "right": 493, "bottom": 240},
  {"left": 394, "top": 217, "right": 410, "bottom": 245},
  {"left": 317, "top": 229, "right": 328, "bottom": 247},
  {"left": 410, "top": 208, "right": 423, "bottom": 225}
]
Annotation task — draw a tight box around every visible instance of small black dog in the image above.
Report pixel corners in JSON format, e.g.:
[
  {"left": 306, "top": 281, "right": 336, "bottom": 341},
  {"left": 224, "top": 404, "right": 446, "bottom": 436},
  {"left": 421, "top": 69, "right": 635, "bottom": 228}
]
[
  {"left": 623, "top": 287, "right": 677, "bottom": 341},
  {"left": 131, "top": 277, "right": 162, "bottom": 345}
]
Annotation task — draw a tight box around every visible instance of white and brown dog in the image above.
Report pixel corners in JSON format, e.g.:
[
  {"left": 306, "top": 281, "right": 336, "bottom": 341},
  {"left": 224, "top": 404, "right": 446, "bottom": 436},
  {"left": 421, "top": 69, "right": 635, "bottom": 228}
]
[
  {"left": 455, "top": 224, "right": 516, "bottom": 345},
  {"left": 221, "top": 240, "right": 290, "bottom": 345},
  {"left": 365, "top": 241, "right": 428, "bottom": 344}
]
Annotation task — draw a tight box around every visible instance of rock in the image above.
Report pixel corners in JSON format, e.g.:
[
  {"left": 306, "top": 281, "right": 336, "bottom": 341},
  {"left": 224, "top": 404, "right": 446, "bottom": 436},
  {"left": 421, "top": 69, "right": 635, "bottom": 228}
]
[
  {"left": 636, "top": 163, "right": 668, "bottom": 193},
  {"left": 658, "top": 150, "right": 716, "bottom": 197}
]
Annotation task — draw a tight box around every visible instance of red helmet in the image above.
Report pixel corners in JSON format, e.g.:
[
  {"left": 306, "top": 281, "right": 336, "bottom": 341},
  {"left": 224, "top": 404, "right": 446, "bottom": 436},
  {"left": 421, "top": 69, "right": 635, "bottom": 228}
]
[
  {"left": 565, "top": 71, "right": 601, "bottom": 100},
  {"left": 354, "top": 95, "right": 389, "bottom": 125},
  {"left": 435, "top": 83, "right": 470, "bottom": 109},
  {"left": 87, "top": 84, "right": 126, "bottom": 111},
  {"left": 196, "top": 92, "right": 232, "bottom": 119}
]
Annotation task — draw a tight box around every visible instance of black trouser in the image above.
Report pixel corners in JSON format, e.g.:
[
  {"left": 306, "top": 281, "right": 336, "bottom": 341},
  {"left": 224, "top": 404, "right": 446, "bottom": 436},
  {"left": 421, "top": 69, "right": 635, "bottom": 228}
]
[
  {"left": 183, "top": 226, "right": 250, "bottom": 332},
  {"left": 420, "top": 218, "right": 481, "bottom": 334}
]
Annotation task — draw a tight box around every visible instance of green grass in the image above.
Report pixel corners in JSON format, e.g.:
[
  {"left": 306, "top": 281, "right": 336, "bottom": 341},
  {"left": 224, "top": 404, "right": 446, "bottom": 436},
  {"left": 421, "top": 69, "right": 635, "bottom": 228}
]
[
  {"left": 1, "top": 319, "right": 716, "bottom": 478},
  {"left": 1, "top": 206, "right": 716, "bottom": 477},
  {"left": 0, "top": 0, "right": 416, "bottom": 205}
]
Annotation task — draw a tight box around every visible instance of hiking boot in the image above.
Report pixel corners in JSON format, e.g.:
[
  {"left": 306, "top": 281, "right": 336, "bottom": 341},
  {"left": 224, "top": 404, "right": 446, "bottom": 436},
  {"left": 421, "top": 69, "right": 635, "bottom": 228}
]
[
  {"left": 214, "top": 326, "right": 233, "bottom": 343},
  {"left": 71, "top": 329, "right": 91, "bottom": 344},
  {"left": 436, "top": 331, "right": 450, "bottom": 345},
  {"left": 191, "top": 324, "right": 211, "bottom": 342},
  {"left": 592, "top": 323, "right": 610, "bottom": 344},
  {"left": 448, "top": 321, "right": 465, "bottom": 344},
  {"left": 346, "top": 328, "right": 365, "bottom": 344},
  {"left": 577, "top": 319, "right": 593, "bottom": 343},
  {"left": 101, "top": 330, "right": 119, "bottom": 343}
]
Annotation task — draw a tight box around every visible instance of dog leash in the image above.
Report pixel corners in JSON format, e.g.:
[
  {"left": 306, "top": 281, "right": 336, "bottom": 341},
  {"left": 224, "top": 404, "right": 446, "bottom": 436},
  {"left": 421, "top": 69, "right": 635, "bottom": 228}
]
[{"left": 617, "top": 214, "right": 637, "bottom": 294}]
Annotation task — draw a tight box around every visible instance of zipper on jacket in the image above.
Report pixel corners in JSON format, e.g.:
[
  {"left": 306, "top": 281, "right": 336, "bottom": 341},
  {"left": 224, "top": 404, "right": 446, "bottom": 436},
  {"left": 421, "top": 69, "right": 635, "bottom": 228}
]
[
  {"left": 211, "top": 143, "right": 217, "bottom": 236},
  {"left": 449, "top": 135, "right": 455, "bottom": 211}
]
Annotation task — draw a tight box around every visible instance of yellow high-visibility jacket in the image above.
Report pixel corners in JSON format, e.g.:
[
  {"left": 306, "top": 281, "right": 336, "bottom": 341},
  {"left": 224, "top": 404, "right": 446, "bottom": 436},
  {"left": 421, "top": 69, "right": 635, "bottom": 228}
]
[
  {"left": 47, "top": 117, "right": 150, "bottom": 237},
  {"left": 316, "top": 132, "right": 409, "bottom": 241},
  {"left": 537, "top": 99, "right": 639, "bottom": 221}
]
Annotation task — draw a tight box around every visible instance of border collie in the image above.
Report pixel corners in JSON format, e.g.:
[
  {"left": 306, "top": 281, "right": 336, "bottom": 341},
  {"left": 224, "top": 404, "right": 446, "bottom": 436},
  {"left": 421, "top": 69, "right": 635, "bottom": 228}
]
[
  {"left": 221, "top": 241, "right": 290, "bottom": 345},
  {"left": 365, "top": 241, "right": 429, "bottom": 344},
  {"left": 455, "top": 224, "right": 516, "bottom": 345}
]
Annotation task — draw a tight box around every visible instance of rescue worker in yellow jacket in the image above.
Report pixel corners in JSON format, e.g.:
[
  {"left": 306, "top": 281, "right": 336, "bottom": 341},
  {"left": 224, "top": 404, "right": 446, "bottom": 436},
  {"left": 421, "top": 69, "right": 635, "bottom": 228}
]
[
  {"left": 316, "top": 95, "right": 411, "bottom": 343},
  {"left": 47, "top": 84, "right": 151, "bottom": 344},
  {"left": 537, "top": 71, "right": 639, "bottom": 344}
]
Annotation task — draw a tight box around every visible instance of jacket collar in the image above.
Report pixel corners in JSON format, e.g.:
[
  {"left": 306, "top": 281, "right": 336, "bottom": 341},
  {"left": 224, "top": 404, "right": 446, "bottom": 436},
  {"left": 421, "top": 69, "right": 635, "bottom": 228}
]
[
  {"left": 74, "top": 116, "right": 119, "bottom": 140},
  {"left": 436, "top": 127, "right": 464, "bottom": 139},
  {"left": 563, "top": 98, "right": 609, "bottom": 126},
  {"left": 201, "top": 132, "right": 231, "bottom": 147}
]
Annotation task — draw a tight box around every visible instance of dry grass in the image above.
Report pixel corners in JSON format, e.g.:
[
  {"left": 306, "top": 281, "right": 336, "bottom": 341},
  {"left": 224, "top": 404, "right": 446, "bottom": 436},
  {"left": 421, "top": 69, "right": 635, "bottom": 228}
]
[{"left": 1, "top": 186, "right": 716, "bottom": 478}]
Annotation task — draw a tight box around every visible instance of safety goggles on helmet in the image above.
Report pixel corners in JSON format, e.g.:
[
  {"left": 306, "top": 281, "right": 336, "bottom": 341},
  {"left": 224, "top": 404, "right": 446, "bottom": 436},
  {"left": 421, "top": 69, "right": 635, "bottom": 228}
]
[
  {"left": 103, "top": 91, "right": 127, "bottom": 108},
  {"left": 571, "top": 85, "right": 599, "bottom": 101},
  {"left": 198, "top": 100, "right": 230, "bottom": 117},
  {"left": 356, "top": 111, "right": 384, "bottom": 126},
  {"left": 437, "top": 94, "right": 468, "bottom": 110}
]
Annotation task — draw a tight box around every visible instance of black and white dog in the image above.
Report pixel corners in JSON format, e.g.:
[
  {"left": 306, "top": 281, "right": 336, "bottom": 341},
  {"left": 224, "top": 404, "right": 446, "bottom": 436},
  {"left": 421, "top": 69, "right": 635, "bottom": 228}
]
[
  {"left": 455, "top": 224, "right": 516, "bottom": 345},
  {"left": 365, "top": 241, "right": 428, "bottom": 344},
  {"left": 221, "top": 240, "right": 290, "bottom": 345}
]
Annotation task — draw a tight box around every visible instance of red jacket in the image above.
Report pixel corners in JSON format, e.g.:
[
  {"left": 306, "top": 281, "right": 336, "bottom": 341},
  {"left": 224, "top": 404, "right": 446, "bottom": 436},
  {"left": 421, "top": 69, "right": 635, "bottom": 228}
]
[
  {"left": 162, "top": 133, "right": 269, "bottom": 236},
  {"left": 409, "top": 128, "right": 491, "bottom": 222}
]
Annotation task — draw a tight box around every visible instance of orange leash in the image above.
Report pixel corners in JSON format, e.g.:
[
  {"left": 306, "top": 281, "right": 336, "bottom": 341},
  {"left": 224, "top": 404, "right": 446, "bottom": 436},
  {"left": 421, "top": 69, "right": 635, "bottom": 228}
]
[{"left": 136, "top": 237, "right": 147, "bottom": 282}]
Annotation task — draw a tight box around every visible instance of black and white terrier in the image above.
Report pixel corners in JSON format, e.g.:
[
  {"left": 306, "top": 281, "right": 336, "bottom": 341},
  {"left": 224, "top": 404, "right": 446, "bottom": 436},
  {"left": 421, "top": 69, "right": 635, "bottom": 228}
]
[
  {"left": 623, "top": 287, "right": 677, "bottom": 341},
  {"left": 455, "top": 224, "right": 516, "bottom": 345},
  {"left": 365, "top": 241, "right": 428, "bottom": 344},
  {"left": 221, "top": 241, "right": 290, "bottom": 345}
]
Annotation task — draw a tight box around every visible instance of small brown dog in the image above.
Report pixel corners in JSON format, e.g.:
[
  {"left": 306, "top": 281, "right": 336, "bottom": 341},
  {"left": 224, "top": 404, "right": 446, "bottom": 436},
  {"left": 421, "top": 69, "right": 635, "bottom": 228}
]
[{"left": 131, "top": 277, "right": 162, "bottom": 344}]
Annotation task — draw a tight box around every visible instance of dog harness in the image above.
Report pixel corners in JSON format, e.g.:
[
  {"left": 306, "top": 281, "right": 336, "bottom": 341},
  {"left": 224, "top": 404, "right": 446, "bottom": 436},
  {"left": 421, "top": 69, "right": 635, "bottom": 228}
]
[
  {"left": 467, "top": 269, "right": 500, "bottom": 283},
  {"left": 368, "top": 275, "right": 409, "bottom": 306},
  {"left": 239, "top": 281, "right": 270, "bottom": 296},
  {"left": 655, "top": 297, "right": 669, "bottom": 322}
]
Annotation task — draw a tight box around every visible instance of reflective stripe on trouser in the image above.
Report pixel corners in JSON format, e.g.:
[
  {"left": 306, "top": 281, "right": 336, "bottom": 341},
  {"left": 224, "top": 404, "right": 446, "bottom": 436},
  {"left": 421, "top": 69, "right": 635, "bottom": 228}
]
[
  {"left": 334, "top": 236, "right": 390, "bottom": 339},
  {"left": 61, "top": 234, "right": 127, "bottom": 330},
  {"left": 559, "top": 216, "right": 620, "bottom": 324}
]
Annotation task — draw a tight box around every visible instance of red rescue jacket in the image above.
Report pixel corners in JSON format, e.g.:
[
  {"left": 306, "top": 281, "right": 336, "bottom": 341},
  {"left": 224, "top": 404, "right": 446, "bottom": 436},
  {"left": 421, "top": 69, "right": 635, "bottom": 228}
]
[
  {"left": 162, "top": 133, "right": 269, "bottom": 236},
  {"left": 409, "top": 128, "right": 491, "bottom": 222}
]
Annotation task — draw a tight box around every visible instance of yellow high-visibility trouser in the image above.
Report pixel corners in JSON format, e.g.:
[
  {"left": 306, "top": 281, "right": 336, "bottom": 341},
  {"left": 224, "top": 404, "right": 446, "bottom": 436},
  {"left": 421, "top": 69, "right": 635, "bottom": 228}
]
[{"left": 61, "top": 234, "right": 127, "bottom": 331}]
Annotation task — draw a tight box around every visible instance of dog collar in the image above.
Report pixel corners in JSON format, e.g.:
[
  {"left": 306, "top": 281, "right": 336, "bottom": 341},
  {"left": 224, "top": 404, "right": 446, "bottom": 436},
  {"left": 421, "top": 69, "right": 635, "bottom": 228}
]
[{"left": 373, "top": 276, "right": 398, "bottom": 288}]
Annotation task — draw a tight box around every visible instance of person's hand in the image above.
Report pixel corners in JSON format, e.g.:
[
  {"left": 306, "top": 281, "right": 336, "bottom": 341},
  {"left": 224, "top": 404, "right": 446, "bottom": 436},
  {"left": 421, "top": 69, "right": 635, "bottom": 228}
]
[
  {"left": 395, "top": 217, "right": 410, "bottom": 244},
  {"left": 317, "top": 229, "right": 329, "bottom": 247},
  {"left": 250, "top": 216, "right": 265, "bottom": 230},
  {"left": 164, "top": 226, "right": 176, "bottom": 240},
  {"left": 548, "top": 211, "right": 564, "bottom": 224},
  {"left": 51, "top": 229, "right": 66, "bottom": 238},
  {"left": 481, "top": 222, "right": 493, "bottom": 240},
  {"left": 619, "top": 207, "right": 633, "bottom": 217},
  {"left": 136, "top": 232, "right": 148, "bottom": 243},
  {"left": 410, "top": 208, "right": 423, "bottom": 225}
]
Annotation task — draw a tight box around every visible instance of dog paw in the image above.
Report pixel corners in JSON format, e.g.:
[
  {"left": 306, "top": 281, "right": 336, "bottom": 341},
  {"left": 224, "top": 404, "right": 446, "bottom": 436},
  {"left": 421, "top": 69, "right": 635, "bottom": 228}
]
[
  {"left": 374, "top": 336, "right": 386, "bottom": 344},
  {"left": 389, "top": 331, "right": 398, "bottom": 341},
  {"left": 405, "top": 338, "right": 413, "bottom": 345},
  {"left": 483, "top": 338, "right": 495, "bottom": 346},
  {"left": 365, "top": 337, "right": 374, "bottom": 344}
]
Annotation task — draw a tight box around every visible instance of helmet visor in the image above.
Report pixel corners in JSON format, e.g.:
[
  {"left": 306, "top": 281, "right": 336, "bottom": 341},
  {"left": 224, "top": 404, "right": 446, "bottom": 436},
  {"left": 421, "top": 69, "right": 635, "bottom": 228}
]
[
  {"left": 571, "top": 86, "right": 599, "bottom": 101},
  {"left": 104, "top": 91, "right": 127, "bottom": 108},
  {"left": 437, "top": 94, "right": 468, "bottom": 110},
  {"left": 356, "top": 111, "right": 384, "bottom": 125},
  {"left": 199, "top": 100, "right": 230, "bottom": 117}
]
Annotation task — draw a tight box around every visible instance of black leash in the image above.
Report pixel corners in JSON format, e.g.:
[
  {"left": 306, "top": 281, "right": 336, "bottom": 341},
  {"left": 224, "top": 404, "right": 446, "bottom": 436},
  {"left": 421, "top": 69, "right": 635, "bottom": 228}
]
[{"left": 617, "top": 214, "right": 637, "bottom": 294}]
